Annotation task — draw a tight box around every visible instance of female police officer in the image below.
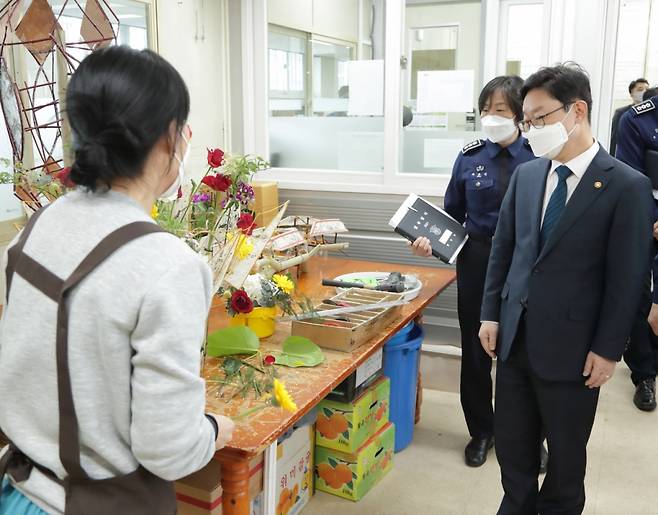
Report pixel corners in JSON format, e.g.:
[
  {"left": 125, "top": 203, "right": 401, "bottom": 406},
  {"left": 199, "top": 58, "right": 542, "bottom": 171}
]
[{"left": 411, "top": 76, "right": 539, "bottom": 467}]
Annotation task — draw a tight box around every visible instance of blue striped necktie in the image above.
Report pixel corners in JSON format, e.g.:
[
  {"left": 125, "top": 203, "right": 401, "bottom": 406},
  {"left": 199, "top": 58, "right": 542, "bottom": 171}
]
[{"left": 541, "top": 165, "right": 571, "bottom": 247}]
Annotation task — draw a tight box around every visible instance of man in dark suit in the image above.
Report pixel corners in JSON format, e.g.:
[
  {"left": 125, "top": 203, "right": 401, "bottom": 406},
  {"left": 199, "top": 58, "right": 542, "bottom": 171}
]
[{"left": 479, "top": 64, "right": 653, "bottom": 515}]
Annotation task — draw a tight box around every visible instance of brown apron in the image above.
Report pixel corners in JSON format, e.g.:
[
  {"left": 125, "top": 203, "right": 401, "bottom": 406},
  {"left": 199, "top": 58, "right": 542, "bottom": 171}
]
[{"left": 0, "top": 205, "right": 177, "bottom": 514}]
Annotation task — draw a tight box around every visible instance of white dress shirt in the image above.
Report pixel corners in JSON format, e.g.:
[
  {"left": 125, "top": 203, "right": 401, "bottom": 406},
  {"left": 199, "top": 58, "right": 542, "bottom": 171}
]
[{"left": 541, "top": 140, "right": 600, "bottom": 225}]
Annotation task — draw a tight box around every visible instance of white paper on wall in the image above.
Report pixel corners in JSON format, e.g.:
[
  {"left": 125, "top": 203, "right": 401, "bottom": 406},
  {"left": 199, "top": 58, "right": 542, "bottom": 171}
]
[
  {"left": 423, "top": 138, "right": 465, "bottom": 168},
  {"left": 347, "top": 60, "right": 384, "bottom": 116},
  {"left": 416, "top": 70, "right": 474, "bottom": 113}
]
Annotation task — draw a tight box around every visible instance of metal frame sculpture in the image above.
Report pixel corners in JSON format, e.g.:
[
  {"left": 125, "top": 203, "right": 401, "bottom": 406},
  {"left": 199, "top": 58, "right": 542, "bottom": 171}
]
[{"left": 0, "top": 0, "right": 119, "bottom": 211}]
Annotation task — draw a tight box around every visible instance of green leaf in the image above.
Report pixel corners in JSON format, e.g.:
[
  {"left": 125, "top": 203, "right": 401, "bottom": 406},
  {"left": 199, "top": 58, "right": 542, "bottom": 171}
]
[
  {"left": 323, "top": 407, "right": 333, "bottom": 418},
  {"left": 342, "top": 430, "right": 349, "bottom": 439},
  {"left": 346, "top": 481, "right": 353, "bottom": 490},
  {"left": 206, "top": 326, "right": 260, "bottom": 357},
  {"left": 328, "top": 457, "right": 337, "bottom": 468},
  {"left": 347, "top": 421, "right": 353, "bottom": 429},
  {"left": 274, "top": 336, "right": 325, "bottom": 368},
  {"left": 352, "top": 472, "right": 357, "bottom": 479},
  {"left": 222, "top": 356, "right": 242, "bottom": 376}
]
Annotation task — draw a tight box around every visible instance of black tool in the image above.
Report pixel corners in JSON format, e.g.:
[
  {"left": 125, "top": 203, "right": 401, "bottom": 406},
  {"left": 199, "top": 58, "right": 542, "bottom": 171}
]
[{"left": 322, "top": 272, "right": 406, "bottom": 293}]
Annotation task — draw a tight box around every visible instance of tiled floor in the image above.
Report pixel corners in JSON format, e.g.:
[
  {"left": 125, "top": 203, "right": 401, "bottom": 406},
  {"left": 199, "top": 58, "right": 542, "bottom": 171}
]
[{"left": 309, "top": 363, "right": 658, "bottom": 515}]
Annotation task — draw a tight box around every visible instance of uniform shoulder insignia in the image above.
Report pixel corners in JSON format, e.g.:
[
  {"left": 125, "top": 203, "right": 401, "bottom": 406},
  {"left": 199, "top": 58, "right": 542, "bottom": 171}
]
[
  {"left": 462, "top": 139, "right": 484, "bottom": 154},
  {"left": 632, "top": 99, "right": 655, "bottom": 115}
]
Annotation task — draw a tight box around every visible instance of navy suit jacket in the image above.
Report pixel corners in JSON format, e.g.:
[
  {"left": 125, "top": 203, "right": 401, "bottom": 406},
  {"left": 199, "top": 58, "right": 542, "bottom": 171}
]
[{"left": 480, "top": 146, "right": 653, "bottom": 381}]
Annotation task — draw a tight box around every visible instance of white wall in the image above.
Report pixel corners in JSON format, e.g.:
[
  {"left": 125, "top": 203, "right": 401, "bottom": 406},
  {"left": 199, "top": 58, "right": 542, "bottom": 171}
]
[
  {"left": 268, "top": 0, "right": 359, "bottom": 42},
  {"left": 156, "top": 0, "right": 226, "bottom": 180}
]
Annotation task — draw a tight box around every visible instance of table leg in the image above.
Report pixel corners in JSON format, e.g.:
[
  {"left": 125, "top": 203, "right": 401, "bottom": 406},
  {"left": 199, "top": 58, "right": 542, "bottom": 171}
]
[{"left": 217, "top": 450, "right": 251, "bottom": 515}]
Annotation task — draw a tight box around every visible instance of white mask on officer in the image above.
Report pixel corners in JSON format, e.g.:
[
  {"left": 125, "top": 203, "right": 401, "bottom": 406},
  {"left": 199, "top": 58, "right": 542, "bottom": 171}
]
[
  {"left": 631, "top": 91, "right": 646, "bottom": 104},
  {"left": 481, "top": 115, "right": 517, "bottom": 144},
  {"left": 525, "top": 104, "right": 577, "bottom": 160}
]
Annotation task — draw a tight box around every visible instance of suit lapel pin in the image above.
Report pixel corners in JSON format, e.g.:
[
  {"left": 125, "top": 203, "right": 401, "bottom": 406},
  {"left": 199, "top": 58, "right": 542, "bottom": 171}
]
[{"left": 594, "top": 181, "right": 602, "bottom": 189}]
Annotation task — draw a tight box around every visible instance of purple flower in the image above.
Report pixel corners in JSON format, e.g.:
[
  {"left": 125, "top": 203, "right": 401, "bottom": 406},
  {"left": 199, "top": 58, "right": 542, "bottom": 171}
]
[
  {"left": 193, "top": 192, "right": 211, "bottom": 204},
  {"left": 237, "top": 182, "right": 255, "bottom": 201}
]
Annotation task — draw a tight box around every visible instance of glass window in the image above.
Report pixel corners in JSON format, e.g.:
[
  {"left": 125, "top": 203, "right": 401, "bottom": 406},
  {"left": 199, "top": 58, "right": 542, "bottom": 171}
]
[
  {"left": 400, "top": 0, "right": 483, "bottom": 175},
  {"left": 407, "top": 26, "right": 458, "bottom": 100},
  {"left": 612, "top": 0, "right": 653, "bottom": 111},
  {"left": 501, "top": 2, "right": 544, "bottom": 78},
  {"left": 311, "top": 38, "right": 353, "bottom": 115},
  {"left": 269, "top": 28, "right": 307, "bottom": 116},
  {"left": 267, "top": 2, "right": 385, "bottom": 172}
]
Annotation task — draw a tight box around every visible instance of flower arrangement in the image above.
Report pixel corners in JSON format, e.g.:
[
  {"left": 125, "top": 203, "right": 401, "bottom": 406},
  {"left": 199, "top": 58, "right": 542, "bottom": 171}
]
[
  {"left": 224, "top": 272, "right": 297, "bottom": 317},
  {"left": 154, "top": 149, "right": 267, "bottom": 248}
]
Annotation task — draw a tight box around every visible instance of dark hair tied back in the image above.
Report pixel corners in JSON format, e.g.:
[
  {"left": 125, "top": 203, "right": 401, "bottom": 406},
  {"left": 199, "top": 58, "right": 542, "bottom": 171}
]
[{"left": 66, "top": 45, "right": 190, "bottom": 191}]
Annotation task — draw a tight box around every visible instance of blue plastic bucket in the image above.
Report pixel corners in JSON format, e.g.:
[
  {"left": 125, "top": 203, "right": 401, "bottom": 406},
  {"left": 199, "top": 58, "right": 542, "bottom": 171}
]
[{"left": 383, "top": 322, "right": 424, "bottom": 452}]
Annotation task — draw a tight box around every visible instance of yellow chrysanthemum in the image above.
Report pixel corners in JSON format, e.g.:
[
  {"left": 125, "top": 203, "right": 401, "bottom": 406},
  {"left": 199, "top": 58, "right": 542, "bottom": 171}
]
[
  {"left": 237, "top": 238, "right": 254, "bottom": 260},
  {"left": 150, "top": 204, "right": 159, "bottom": 219},
  {"left": 273, "top": 379, "right": 298, "bottom": 413},
  {"left": 272, "top": 274, "right": 294, "bottom": 294}
]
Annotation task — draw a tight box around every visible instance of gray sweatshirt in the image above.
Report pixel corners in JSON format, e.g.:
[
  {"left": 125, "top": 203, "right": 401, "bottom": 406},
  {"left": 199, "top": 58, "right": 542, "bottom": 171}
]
[{"left": 0, "top": 190, "right": 216, "bottom": 514}]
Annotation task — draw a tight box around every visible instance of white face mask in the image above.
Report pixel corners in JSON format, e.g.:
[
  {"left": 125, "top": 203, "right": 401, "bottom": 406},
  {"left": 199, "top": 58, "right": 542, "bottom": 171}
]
[
  {"left": 525, "top": 105, "right": 577, "bottom": 160},
  {"left": 631, "top": 91, "right": 646, "bottom": 104},
  {"left": 160, "top": 132, "right": 191, "bottom": 200},
  {"left": 481, "top": 115, "right": 517, "bottom": 143}
]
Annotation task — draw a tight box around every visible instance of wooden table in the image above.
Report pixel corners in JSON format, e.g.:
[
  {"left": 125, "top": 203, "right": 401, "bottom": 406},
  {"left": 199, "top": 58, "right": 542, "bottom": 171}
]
[{"left": 205, "top": 256, "right": 455, "bottom": 515}]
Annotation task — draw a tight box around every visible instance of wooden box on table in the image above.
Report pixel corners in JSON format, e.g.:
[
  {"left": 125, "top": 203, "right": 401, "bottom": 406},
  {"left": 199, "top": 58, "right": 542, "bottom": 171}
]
[{"left": 291, "top": 289, "right": 404, "bottom": 352}]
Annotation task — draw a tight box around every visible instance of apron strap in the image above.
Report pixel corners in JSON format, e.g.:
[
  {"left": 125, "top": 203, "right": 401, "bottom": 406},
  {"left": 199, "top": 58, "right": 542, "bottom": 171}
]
[
  {"left": 5, "top": 205, "right": 51, "bottom": 304},
  {"left": 5, "top": 213, "right": 168, "bottom": 481},
  {"left": 56, "top": 221, "right": 167, "bottom": 479}
]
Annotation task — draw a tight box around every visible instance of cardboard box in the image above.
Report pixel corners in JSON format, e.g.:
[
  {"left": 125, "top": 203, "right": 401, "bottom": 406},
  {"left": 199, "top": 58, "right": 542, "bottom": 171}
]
[
  {"left": 249, "top": 453, "right": 264, "bottom": 500},
  {"left": 276, "top": 424, "right": 314, "bottom": 515},
  {"left": 249, "top": 425, "right": 315, "bottom": 515},
  {"left": 250, "top": 181, "right": 279, "bottom": 227},
  {"left": 316, "top": 377, "right": 390, "bottom": 453},
  {"left": 250, "top": 491, "right": 263, "bottom": 515},
  {"left": 315, "top": 422, "right": 395, "bottom": 501},
  {"left": 175, "top": 459, "right": 223, "bottom": 515},
  {"left": 327, "top": 348, "right": 383, "bottom": 403}
]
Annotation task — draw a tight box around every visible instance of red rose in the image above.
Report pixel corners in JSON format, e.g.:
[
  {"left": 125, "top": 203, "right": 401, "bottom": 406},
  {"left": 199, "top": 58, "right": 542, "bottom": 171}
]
[
  {"left": 177, "top": 186, "right": 183, "bottom": 199},
  {"left": 207, "top": 148, "right": 224, "bottom": 168},
  {"left": 201, "top": 174, "right": 231, "bottom": 192},
  {"left": 264, "top": 355, "right": 276, "bottom": 366},
  {"left": 237, "top": 213, "right": 256, "bottom": 235},
  {"left": 215, "top": 174, "right": 231, "bottom": 192},
  {"left": 54, "top": 167, "right": 75, "bottom": 188},
  {"left": 231, "top": 289, "right": 253, "bottom": 314}
]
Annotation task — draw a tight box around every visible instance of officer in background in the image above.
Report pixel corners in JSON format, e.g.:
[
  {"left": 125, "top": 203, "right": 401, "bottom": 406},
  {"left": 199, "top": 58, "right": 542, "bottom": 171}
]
[
  {"left": 411, "top": 76, "right": 547, "bottom": 469},
  {"left": 610, "top": 78, "right": 649, "bottom": 155},
  {"left": 614, "top": 95, "right": 658, "bottom": 411}
]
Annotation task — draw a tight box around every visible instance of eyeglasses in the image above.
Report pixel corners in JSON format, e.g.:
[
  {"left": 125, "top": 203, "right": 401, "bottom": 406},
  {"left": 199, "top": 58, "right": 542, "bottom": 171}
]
[{"left": 517, "top": 105, "right": 569, "bottom": 132}]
